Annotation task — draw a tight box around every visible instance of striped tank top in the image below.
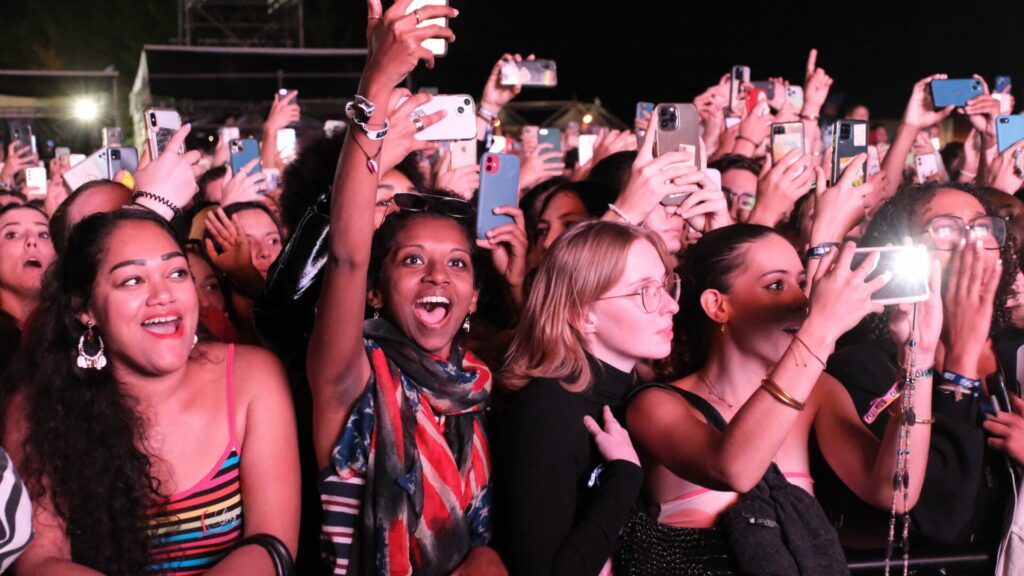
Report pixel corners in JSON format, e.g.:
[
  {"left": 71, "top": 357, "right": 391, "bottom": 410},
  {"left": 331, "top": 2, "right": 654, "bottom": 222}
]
[{"left": 147, "top": 344, "right": 244, "bottom": 574}]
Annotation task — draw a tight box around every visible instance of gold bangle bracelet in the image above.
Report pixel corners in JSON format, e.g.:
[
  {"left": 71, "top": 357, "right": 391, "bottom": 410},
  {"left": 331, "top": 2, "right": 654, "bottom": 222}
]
[{"left": 761, "top": 377, "right": 806, "bottom": 411}]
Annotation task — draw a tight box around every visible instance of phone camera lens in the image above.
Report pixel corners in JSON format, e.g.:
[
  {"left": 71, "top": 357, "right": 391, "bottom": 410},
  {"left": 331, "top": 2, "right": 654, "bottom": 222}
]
[
  {"left": 464, "top": 98, "right": 471, "bottom": 106},
  {"left": 149, "top": 113, "right": 156, "bottom": 125},
  {"left": 773, "top": 126, "right": 783, "bottom": 134},
  {"left": 660, "top": 121, "right": 670, "bottom": 129},
  {"left": 111, "top": 149, "right": 120, "bottom": 160},
  {"left": 1001, "top": 117, "right": 1009, "bottom": 123},
  {"left": 457, "top": 106, "right": 465, "bottom": 114}
]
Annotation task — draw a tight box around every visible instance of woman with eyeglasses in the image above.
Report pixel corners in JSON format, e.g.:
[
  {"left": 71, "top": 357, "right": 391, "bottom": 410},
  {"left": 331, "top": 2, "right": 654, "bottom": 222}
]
[
  {"left": 618, "top": 222, "right": 946, "bottom": 574},
  {"left": 306, "top": 2, "right": 510, "bottom": 573},
  {"left": 495, "top": 220, "right": 680, "bottom": 575},
  {"left": 813, "top": 182, "right": 1018, "bottom": 553}
]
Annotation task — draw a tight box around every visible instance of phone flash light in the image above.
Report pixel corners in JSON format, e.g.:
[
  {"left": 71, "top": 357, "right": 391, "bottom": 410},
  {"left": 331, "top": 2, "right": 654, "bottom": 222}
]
[{"left": 891, "top": 245, "right": 930, "bottom": 284}]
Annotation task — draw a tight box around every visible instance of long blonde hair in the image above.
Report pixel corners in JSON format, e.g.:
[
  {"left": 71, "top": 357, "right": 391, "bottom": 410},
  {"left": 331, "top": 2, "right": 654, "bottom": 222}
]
[{"left": 502, "top": 220, "right": 672, "bottom": 392}]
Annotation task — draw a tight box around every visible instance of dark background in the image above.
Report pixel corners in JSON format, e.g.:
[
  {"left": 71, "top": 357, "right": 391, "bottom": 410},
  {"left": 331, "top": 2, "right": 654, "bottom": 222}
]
[{"left": 2, "top": 0, "right": 1023, "bottom": 125}]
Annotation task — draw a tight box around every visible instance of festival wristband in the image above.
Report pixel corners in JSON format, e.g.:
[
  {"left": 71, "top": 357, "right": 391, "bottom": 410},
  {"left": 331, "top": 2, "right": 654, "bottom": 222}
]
[
  {"left": 805, "top": 242, "right": 840, "bottom": 260},
  {"left": 941, "top": 370, "right": 981, "bottom": 390}
]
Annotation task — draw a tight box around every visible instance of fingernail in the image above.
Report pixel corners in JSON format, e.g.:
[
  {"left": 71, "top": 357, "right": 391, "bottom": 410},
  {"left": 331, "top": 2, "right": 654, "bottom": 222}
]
[{"left": 452, "top": 8, "right": 459, "bottom": 15}]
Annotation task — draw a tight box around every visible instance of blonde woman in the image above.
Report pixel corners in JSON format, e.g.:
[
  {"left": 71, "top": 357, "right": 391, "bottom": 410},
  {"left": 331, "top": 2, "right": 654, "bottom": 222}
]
[{"left": 496, "top": 220, "right": 679, "bottom": 576}]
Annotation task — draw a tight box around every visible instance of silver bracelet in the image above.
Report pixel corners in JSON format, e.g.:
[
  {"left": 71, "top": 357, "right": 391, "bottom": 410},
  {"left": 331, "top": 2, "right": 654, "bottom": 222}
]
[{"left": 607, "top": 204, "right": 637, "bottom": 225}]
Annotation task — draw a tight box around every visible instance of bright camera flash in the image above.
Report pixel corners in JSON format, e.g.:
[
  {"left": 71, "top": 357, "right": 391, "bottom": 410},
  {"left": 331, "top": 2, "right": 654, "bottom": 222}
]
[
  {"left": 892, "top": 245, "right": 930, "bottom": 283},
  {"left": 72, "top": 98, "right": 99, "bottom": 121}
]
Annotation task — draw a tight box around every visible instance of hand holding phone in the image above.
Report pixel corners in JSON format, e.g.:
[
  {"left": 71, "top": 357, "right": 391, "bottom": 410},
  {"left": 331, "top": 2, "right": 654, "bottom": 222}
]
[
  {"left": 930, "top": 78, "right": 984, "bottom": 108},
  {"left": 407, "top": 0, "right": 451, "bottom": 57},
  {"left": 400, "top": 94, "right": 477, "bottom": 141},
  {"left": 144, "top": 108, "right": 183, "bottom": 159},
  {"left": 499, "top": 59, "right": 557, "bottom": 87},
  {"left": 476, "top": 153, "right": 521, "bottom": 239}
]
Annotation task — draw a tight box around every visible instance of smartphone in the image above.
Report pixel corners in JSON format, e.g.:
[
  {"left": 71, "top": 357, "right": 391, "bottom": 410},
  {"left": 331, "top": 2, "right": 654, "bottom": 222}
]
[
  {"left": 229, "top": 138, "right": 262, "bottom": 177},
  {"left": 746, "top": 88, "right": 769, "bottom": 117},
  {"left": 263, "top": 167, "right": 282, "bottom": 191},
  {"left": 63, "top": 150, "right": 105, "bottom": 191},
  {"left": 915, "top": 153, "right": 939, "bottom": 183},
  {"left": 930, "top": 78, "right": 984, "bottom": 108},
  {"left": 851, "top": 245, "right": 930, "bottom": 305},
  {"left": 18, "top": 166, "right": 46, "bottom": 198},
  {"left": 100, "top": 127, "right": 123, "bottom": 148},
  {"left": 489, "top": 135, "right": 507, "bottom": 153},
  {"left": 218, "top": 126, "right": 240, "bottom": 145},
  {"left": 69, "top": 153, "right": 86, "bottom": 167},
  {"left": 323, "top": 120, "right": 346, "bottom": 137},
  {"left": 99, "top": 146, "right": 139, "bottom": 179},
  {"left": 499, "top": 59, "right": 557, "bottom": 87},
  {"left": 653, "top": 103, "right": 700, "bottom": 166},
  {"left": 144, "top": 108, "right": 182, "bottom": 158},
  {"left": 831, "top": 120, "right": 868, "bottom": 186},
  {"left": 786, "top": 85, "right": 804, "bottom": 111},
  {"left": 724, "top": 117, "right": 741, "bottom": 129},
  {"left": 401, "top": 94, "right": 477, "bottom": 141},
  {"left": 751, "top": 81, "right": 775, "bottom": 101},
  {"left": 277, "top": 127, "right": 297, "bottom": 164},
  {"left": 407, "top": 0, "right": 448, "bottom": 57},
  {"left": 996, "top": 115, "right": 1024, "bottom": 153},
  {"left": 538, "top": 128, "right": 562, "bottom": 165},
  {"left": 55, "top": 147, "right": 71, "bottom": 169},
  {"left": 770, "top": 122, "right": 804, "bottom": 164},
  {"left": 867, "top": 145, "right": 881, "bottom": 176},
  {"left": 993, "top": 92, "right": 1013, "bottom": 115},
  {"left": 996, "top": 75, "right": 1012, "bottom": 94},
  {"left": 636, "top": 101, "right": 655, "bottom": 142},
  {"left": 476, "top": 153, "right": 521, "bottom": 239},
  {"left": 578, "top": 134, "right": 598, "bottom": 166},
  {"left": 8, "top": 121, "right": 34, "bottom": 155},
  {"left": 449, "top": 140, "right": 477, "bottom": 169},
  {"left": 729, "top": 65, "right": 751, "bottom": 116}
]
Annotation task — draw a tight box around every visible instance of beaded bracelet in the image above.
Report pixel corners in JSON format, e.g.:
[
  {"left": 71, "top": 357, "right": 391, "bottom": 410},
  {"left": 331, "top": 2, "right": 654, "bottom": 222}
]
[{"left": 131, "top": 191, "right": 182, "bottom": 219}]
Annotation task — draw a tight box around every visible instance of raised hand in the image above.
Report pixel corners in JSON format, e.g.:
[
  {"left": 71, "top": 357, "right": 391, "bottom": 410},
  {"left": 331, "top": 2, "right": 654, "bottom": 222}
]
[
  {"left": 204, "top": 208, "right": 264, "bottom": 296},
  {"left": 888, "top": 253, "right": 943, "bottom": 362},
  {"left": 481, "top": 53, "right": 534, "bottom": 114},
  {"left": 903, "top": 74, "right": 955, "bottom": 129},
  {"left": 807, "top": 242, "right": 887, "bottom": 339},
  {"left": 519, "top": 143, "right": 563, "bottom": 190},
  {"left": 476, "top": 205, "right": 528, "bottom": 306},
  {"left": 984, "top": 138, "right": 1024, "bottom": 193},
  {"left": 220, "top": 160, "right": 266, "bottom": 206},
  {"left": 748, "top": 149, "right": 814, "bottom": 227},
  {"left": 380, "top": 89, "right": 443, "bottom": 174},
  {"left": 265, "top": 90, "right": 301, "bottom": 133},
  {"left": 942, "top": 230, "right": 1003, "bottom": 378},
  {"left": 0, "top": 142, "right": 39, "bottom": 186},
  {"left": 802, "top": 49, "right": 833, "bottom": 118},
  {"left": 361, "top": 0, "right": 458, "bottom": 94},
  {"left": 675, "top": 174, "right": 733, "bottom": 234},
  {"left": 132, "top": 124, "right": 203, "bottom": 220}
]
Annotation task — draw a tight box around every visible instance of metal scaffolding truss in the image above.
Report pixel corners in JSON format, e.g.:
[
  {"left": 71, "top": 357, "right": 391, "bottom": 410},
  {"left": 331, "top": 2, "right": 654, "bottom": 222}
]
[{"left": 177, "top": 0, "right": 304, "bottom": 47}]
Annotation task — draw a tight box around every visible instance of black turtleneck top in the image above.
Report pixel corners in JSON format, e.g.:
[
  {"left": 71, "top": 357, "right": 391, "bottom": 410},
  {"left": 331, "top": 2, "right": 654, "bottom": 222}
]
[{"left": 495, "top": 354, "right": 644, "bottom": 576}]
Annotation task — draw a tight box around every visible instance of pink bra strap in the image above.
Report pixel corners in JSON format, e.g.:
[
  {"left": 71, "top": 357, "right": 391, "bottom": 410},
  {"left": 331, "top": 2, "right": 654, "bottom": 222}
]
[{"left": 226, "top": 344, "right": 239, "bottom": 448}]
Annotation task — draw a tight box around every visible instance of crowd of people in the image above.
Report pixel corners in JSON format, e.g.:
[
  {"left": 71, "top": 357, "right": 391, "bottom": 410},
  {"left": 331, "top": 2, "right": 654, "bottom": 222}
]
[{"left": 2, "top": 0, "right": 1024, "bottom": 574}]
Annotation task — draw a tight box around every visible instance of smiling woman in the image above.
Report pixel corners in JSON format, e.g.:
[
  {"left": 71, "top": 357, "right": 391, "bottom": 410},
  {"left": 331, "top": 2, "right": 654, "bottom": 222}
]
[{"left": 2, "top": 208, "right": 299, "bottom": 576}]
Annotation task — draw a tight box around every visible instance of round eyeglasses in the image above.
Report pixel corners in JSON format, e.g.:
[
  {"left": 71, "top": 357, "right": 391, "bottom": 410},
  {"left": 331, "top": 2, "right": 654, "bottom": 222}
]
[{"left": 596, "top": 273, "right": 681, "bottom": 313}]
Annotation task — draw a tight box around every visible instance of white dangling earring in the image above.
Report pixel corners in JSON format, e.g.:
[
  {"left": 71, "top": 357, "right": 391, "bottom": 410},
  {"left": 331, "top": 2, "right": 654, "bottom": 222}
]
[
  {"left": 192, "top": 334, "right": 199, "bottom": 350},
  {"left": 77, "top": 322, "right": 107, "bottom": 370},
  {"left": 462, "top": 314, "right": 471, "bottom": 333},
  {"left": 373, "top": 308, "right": 381, "bottom": 319}
]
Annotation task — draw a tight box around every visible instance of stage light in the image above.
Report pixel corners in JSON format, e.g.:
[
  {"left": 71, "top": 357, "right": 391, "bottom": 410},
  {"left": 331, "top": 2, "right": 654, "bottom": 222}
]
[
  {"left": 72, "top": 98, "right": 100, "bottom": 122},
  {"left": 582, "top": 113, "right": 594, "bottom": 125}
]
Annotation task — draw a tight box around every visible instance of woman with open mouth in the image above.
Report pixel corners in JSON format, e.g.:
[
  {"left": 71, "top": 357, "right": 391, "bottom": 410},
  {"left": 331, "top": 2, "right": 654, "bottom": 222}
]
[
  {"left": 3, "top": 208, "right": 299, "bottom": 575},
  {"left": 0, "top": 204, "right": 55, "bottom": 374},
  {"left": 306, "top": 1, "right": 505, "bottom": 574}
]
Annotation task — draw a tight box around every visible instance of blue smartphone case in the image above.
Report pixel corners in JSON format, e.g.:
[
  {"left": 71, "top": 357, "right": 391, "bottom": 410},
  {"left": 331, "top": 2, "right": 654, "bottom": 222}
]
[
  {"left": 930, "top": 78, "right": 984, "bottom": 108},
  {"left": 476, "top": 153, "right": 520, "bottom": 239},
  {"left": 229, "top": 138, "right": 262, "bottom": 176},
  {"left": 997, "top": 115, "right": 1024, "bottom": 153},
  {"left": 996, "top": 76, "right": 1012, "bottom": 93}
]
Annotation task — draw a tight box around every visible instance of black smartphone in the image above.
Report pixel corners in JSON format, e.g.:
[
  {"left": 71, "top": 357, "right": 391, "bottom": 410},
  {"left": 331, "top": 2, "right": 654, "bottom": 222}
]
[
  {"left": 831, "top": 120, "right": 868, "bottom": 186},
  {"left": 8, "top": 121, "right": 34, "bottom": 155}
]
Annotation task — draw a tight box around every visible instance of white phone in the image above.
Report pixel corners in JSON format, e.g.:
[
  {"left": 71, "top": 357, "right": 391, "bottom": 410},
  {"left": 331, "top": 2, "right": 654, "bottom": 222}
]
[
  {"left": 401, "top": 94, "right": 477, "bottom": 141},
  {"left": 448, "top": 140, "right": 477, "bottom": 169},
  {"left": 488, "top": 135, "right": 508, "bottom": 153},
  {"left": 578, "top": 134, "right": 598, "bottom": 166},
  {"left": 915, "top": 153, "right": 939, "bottom": 183},
  {"left": 407, "top": 0, "right": 448, "bottom": 57},
  {"left": 219, "top": 127, "right": 240, "bottom": 144},
  {"left": 144, "top": 108, "right": 183, "bottom": 158},
  {"left": 867, "top": 145, "right": 881, "bottom": 176},
  {"left": 786, "top": 85, "right": 804, "bottom": 110},
  {"left": 63, "top": 148, "right": 105, "bottom": 191},
  {"left": 994, "top": 92, "right": 1013, "bottom": 115},
  {"left": 22, "top": 167, "right": 47, "bottom": 198},
  {"left": 277, "top": 128, "right": 297, "bottom": 164}
]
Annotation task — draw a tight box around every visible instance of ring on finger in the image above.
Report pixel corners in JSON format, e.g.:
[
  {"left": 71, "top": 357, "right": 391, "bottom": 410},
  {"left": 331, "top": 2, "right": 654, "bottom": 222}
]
[
  {"left": 413, "top": 8, "right": 423, "bottom": 24},
  {"left": 413, "top": 117, "right": 426, "bottom": 132}
]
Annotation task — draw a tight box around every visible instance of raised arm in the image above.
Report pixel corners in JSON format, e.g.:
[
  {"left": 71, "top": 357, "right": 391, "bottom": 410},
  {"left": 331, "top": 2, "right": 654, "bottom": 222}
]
[{"left": 306, "top": 0, "right": 456, "bottom": 464}]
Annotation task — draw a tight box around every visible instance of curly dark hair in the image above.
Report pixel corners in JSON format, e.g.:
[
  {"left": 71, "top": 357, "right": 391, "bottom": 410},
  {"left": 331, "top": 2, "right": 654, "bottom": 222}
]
[
  {"left": 860, "top": 182, "right": 1018, "bottom": 340},
  {"left": 4, "top": 208, "right": 175, "bottom": 575}
]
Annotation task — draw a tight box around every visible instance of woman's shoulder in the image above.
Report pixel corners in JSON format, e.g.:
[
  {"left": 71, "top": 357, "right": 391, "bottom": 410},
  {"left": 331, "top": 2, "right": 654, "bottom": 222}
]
[
  {"left": 191, "top": 342, "right": 289, "bottom": 397},
  {"left": 504, "top": 377, "right": 586, "bottom": 426}
]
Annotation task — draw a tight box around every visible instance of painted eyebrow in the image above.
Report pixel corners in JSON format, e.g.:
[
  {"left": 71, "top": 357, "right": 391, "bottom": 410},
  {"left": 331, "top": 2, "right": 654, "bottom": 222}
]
[
  {"left": 759, "top": 269, "right": 790, "bottom": 279},
  {"left": 109, "top": 251, "right": 186, "bottom": 273},
  {"left": 377, "top": 183, "right": 396, "bottom": 191}
]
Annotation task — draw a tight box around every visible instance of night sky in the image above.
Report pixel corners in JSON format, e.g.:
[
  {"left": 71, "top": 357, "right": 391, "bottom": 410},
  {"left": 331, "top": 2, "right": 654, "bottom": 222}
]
[{"left": 3, "top": 0, "right": 1024, "bottom": 126}]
